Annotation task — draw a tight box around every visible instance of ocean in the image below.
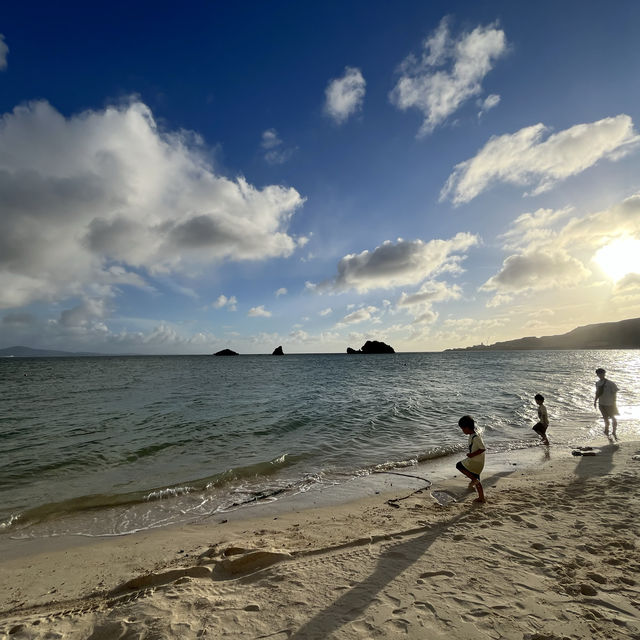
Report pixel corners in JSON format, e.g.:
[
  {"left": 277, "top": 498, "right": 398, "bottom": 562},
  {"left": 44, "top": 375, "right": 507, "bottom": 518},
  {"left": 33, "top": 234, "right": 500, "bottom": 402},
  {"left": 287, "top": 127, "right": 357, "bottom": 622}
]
[{"left": 1, "top": 350, "right": 639, "bottom": 540}]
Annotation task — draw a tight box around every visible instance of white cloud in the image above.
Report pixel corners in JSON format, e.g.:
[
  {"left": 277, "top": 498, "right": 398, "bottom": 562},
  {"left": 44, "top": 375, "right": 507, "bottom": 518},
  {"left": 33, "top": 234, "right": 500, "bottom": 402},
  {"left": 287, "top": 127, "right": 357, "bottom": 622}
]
[
  {"left": 324, "top": 67, "right": 366, "bottom": 124},
  {"left": 499, "top": 207, "right": 573, "bottom": 250},
  {"left": 481, "top": 249, "right": 590, "bottom": 294},
  {"left": 315, "top": 233, "right": 479, "bottom": 293},
  {"left": 441, "top": 115, "right": 640, "bottom": 204},
  {"left": 59, "top": 297, "right": 109, "bottom": 327},
  {"left": 248, "top": 305, "right": 272, "bottom": 317},
  {"left": 260, "top": 128, "right": 295, "bottom": 165},
  {"left": 478, "top": 93, "right": 500, "bottom": 117},
  {"left": 485, "top": 293, "right": 513, "bottom": 308},
  {"left": 336, "top": 306, "right": 378, "bottom": 326},
  {"left": 615, "top": 273, "right": 640, "bottom": 291},
  {"left": 214, "top": 294, "right": 237, "bottom": 311},
  {"left": 390, "top": 18, "right": 507, "bottom": 136},
  {"left": 397, "top": 280, "right": 462, "bottom": 307},
  {"left": 275, "top": 287, "right": 287, "bottom": 297},
  {"left": 0, "top": 99, "right": 306, "bottom": 309},
  {"left": 0, "top": 35, "right": 8, "bottom": 70},
  {"left": 319, "top": 307, "right": 333, "bottom": 316}
]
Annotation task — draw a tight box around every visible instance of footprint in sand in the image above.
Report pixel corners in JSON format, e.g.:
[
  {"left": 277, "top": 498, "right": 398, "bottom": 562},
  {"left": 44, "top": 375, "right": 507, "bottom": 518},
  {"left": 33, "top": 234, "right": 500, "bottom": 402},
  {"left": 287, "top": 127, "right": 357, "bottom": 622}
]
[{"left": 419, "top": 570, "right": 456, "bottom": 579}]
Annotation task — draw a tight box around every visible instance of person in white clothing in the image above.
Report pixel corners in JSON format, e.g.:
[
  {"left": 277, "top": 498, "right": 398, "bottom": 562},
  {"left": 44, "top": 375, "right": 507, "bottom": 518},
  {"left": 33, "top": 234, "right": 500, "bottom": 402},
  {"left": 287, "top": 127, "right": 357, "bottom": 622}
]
[{"left": 594, "top": 368, "right": 619, "bottom": 439}]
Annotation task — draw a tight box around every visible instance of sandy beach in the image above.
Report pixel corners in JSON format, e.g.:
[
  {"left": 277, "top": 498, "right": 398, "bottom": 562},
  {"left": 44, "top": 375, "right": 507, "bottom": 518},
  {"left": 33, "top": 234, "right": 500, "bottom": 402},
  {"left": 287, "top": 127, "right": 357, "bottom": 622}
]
[{"left": 1, "top": 440, "right": 639, "bottom": 640}]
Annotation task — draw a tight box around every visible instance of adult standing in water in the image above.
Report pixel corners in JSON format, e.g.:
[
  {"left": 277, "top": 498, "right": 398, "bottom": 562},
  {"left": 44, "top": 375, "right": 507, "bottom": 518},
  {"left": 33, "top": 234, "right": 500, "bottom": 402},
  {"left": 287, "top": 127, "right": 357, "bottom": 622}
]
[{"left": 594, "top": 368, "right": 619, "bottom": 439}]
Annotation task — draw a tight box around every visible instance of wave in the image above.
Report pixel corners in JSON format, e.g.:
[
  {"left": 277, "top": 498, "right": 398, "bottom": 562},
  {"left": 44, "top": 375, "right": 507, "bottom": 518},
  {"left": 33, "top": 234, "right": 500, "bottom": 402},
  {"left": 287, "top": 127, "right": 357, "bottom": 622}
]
[{"left": 0, "top": 452, "right": 304, "bottom": 533}]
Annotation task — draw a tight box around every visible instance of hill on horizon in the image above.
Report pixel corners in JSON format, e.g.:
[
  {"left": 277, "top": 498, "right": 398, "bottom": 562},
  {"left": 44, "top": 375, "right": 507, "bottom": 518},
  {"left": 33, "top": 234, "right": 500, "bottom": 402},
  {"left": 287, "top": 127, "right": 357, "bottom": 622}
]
[
  {"left": 0, "top": 346, "right": 106, "bottom": 357},
  {"left": 447, "top": 317, "right": 640, "bottom": 351}
]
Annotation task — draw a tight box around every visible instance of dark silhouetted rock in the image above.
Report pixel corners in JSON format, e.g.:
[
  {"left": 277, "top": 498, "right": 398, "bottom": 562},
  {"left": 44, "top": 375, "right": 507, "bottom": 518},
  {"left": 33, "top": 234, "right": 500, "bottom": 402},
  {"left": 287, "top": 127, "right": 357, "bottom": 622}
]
[
  {"left": 361, "top": 340, "right": 395, "bottom": 354},
  {"left": 214, "top": 349, "right": 239, "bottom": 356},
  {"left": 347, "top": 341, "right": 395, "bottom": 354},
  {"left": 272, "top": 346, "right": 284, "bottom": 356}
]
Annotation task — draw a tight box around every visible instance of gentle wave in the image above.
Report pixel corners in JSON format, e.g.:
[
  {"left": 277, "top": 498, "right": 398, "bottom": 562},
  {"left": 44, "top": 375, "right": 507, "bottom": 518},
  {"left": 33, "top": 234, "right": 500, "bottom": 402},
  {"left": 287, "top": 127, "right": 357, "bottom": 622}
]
[{"left": 0, "top": 453, "right": 303, "bottom": 532}]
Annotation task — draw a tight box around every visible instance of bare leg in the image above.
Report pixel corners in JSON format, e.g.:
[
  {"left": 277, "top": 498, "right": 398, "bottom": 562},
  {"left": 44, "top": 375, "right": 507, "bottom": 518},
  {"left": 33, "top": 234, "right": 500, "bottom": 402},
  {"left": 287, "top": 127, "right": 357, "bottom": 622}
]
[
  {"left": 611, "top": 416, "right": 618, "bottom": 439},
  {"left": 458, "top": 466, "right": 486, "bottom": 503},
  {"left": 473, "top": 481, "right": 486, "bottom": 503}
]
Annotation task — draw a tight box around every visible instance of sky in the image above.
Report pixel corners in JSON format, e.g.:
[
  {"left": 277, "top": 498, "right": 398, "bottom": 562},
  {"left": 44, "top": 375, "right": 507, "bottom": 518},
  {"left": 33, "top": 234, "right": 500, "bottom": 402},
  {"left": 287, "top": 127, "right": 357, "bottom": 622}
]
[{"left": 2, "top": 1, "right": 640, "bottom": 354}]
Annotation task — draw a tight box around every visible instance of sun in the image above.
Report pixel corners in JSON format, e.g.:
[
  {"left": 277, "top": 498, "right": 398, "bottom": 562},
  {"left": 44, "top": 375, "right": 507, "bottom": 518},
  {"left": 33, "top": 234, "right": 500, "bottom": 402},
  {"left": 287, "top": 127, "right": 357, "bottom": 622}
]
[{"left": 594, "top": 237, "right": 640, "bottom": 282}]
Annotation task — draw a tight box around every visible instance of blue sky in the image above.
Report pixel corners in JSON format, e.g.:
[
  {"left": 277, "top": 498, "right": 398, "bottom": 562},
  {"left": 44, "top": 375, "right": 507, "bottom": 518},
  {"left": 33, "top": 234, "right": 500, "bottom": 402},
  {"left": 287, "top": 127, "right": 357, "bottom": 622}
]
[{"left": 2, "top": 1, "right": 640, "bottom": 354}]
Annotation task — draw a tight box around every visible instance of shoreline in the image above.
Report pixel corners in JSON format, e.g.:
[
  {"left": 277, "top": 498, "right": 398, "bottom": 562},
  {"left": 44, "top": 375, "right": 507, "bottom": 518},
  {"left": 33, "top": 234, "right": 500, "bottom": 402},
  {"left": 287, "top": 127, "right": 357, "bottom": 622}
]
[
  {"left": 0, "top": 426, "right": 596, "bottom": 546},
  {"left": 2, "top": 438, "right": 639, "bottom": 638},
  {"left": 0, "top": 435, "right": 568, "bottom": 561}
]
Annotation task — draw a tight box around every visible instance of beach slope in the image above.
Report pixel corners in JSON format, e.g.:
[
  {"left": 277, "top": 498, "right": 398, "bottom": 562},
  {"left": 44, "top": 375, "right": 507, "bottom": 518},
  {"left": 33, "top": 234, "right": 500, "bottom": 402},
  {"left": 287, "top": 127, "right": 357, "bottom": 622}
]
[{"left": 1, "top": 441, "right": 639, "bottom": 639}]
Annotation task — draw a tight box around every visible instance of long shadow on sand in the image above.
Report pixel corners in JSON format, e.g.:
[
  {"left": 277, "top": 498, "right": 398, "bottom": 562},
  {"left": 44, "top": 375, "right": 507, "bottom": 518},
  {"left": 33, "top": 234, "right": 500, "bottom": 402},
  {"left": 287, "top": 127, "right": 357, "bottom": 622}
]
[{"left": 287, "top": 469, "right": 515, "bottom": 640}]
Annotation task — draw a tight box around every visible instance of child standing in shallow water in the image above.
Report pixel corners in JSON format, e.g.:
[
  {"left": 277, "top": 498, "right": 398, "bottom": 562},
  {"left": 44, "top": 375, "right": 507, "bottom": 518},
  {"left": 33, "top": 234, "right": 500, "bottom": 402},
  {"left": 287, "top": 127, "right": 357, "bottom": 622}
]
[
  {"left": 533, "top": 393, "right": 550, "bottom": 446},
  {"left": 456, "top": 415, "right": 486, "bottom": 503}
]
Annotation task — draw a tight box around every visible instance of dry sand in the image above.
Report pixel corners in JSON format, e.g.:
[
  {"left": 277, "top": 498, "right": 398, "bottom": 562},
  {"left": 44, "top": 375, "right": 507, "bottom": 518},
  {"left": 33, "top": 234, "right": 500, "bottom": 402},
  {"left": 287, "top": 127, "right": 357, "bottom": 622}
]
[{"left": 1, "top": 440, "right": 639, "bottom": 639}]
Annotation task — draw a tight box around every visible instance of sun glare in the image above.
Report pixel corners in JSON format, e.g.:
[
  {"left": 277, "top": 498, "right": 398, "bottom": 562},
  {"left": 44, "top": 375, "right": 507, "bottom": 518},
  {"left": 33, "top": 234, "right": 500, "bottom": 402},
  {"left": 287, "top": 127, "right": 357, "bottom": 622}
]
[{"left": 594, "top": 237, "right": 640, "bottom": 282}]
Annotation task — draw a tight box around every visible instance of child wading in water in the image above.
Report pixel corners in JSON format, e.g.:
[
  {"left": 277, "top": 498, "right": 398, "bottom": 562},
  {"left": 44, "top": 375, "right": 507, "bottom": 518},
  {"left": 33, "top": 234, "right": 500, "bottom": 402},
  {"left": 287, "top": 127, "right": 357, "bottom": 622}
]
[
  {"left": 533, "top": 393, "right": 550, "bottom": 445},
  {"left": 456, "top": 415, "right": 486, "bottom": 503}
]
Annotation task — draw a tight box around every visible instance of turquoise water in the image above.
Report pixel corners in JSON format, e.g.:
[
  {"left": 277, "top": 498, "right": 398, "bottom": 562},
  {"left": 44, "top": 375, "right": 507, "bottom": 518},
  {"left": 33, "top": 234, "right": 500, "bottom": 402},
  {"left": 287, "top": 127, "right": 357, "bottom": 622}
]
[{"left": 1, "top": 350, "right": 639, "bottom": 538}]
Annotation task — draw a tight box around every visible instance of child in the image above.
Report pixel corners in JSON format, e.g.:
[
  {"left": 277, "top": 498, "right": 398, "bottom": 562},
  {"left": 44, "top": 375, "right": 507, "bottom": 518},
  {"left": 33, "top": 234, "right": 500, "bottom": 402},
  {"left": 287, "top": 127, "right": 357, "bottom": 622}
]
[
  {"left": 456, "top": 415, "right": 486, "bottom": 503},
  {"left": 533, "top": 393, "right": 550, "bottom": 445}
]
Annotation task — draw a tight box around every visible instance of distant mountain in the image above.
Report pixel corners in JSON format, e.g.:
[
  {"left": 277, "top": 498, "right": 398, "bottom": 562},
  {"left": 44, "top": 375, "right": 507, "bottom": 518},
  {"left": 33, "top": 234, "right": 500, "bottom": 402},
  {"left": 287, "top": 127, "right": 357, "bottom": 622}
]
[
  {"left": 0, "top": 346, "right": 104, "bottom": 357},
  {"left": 447, "top": 318, "right": 640, "bottom": 351}
]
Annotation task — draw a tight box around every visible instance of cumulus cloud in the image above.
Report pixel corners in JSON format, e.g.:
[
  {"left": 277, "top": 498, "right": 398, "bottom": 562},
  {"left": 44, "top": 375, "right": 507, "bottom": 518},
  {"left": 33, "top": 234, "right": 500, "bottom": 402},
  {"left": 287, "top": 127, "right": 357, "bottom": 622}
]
[
  {"left": 481, "top": 249, "right": 590, "bottom": 294},
  {"left": 59, "top": 298, "right": 109, "bottom": 327},
  {"left": 441, "top": 115, "right": 640, "bottom": 204},
  {"left": 0, "top": 35, "right": 8, "bottom": 70},
  {"left": 336, "top": 306, "right": 378, "bottom": 326},
  {"left": 390, "top": 18, "right": 507, "bottom": 136},
  {"left": 214, "top": 294, "right": 237, "bottom": 311},
  {"left": 0, "top": 99, "right": 306, "bottom": 310},
  {"left": 260, "top": 128, "right": 295, "bottom": 165},
  {"left": 324, "top": 67, "right": 366, "bottom": 124},
  {"left": 319, "top": 307, "right": 333, "bottom": 316},
  {"left": 248, "top": 305, "right": 271, "bottom": 317},
  {"left": 315, "top": 233, "right": 479, "bottom": 293},
  {"left": 275, "top": 287, "right": 287, "bottom": 297}
]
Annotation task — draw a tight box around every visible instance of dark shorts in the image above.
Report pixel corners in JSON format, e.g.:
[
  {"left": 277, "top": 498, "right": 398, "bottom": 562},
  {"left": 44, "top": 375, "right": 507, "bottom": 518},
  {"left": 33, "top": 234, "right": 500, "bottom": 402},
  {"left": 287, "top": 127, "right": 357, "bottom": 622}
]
[
  {"left": 456, "top": 460, "right": 480, "bottom": 480},
  {"left": 599, "top": 404, "right": 618, "bottom": 419},
  {"left": 532, "top": 422, "right": 547, "bottom": 435}
]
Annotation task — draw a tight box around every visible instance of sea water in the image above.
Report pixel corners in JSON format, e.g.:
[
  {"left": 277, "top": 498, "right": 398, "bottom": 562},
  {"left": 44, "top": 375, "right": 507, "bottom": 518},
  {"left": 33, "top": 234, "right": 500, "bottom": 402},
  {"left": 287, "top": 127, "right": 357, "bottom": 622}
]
[{"left": 1, "top": 350, "right": 639, "bottom": 539}]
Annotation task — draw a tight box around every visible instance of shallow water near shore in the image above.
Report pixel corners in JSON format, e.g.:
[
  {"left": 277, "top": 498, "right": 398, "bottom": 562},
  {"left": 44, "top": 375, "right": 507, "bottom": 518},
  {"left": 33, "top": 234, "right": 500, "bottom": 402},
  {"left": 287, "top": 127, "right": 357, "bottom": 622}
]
[{"left": 1, "top": 350, "right": 639, "bottom": 539}]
